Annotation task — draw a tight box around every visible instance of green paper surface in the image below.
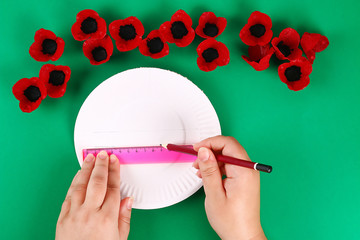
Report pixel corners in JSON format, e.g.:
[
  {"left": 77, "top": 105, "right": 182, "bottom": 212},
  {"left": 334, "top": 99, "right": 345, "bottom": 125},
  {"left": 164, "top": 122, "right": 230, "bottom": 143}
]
[{"left": 0, "top": 0, "right": 359, "bottom": 239}]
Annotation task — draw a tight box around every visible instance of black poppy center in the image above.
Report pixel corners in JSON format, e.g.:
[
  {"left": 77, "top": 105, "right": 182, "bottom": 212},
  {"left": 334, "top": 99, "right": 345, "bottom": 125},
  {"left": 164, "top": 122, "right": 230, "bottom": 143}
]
[
  {"left": 171, "top": 21, "right": 188, "bottom": 39},
  {"left": 202, "top": 48, "right": 219, "bottom": 62},
  {"left": 24, "top": 85, "right": 41, "bottom": 102},
  {"left": 42, "top": 39, "right": 57, "bottom": 55},
  {"left": 203, "top": 23, "right": 219, "bottom": 37},
  {"left": 119, "top": 24, "right": 137, "bottom": 40},
  {"left": 147, "top": 37, "right": 164, "bottom": 54},
  {"left": 49, "top": 70, "right": 65, "bottom": 86},
  {"left": 285, "top": 66, "right": 301, "bottom": 82},
  {"left": 249, "top": 24, "right": 266, "bottom": 38},
  {"left": 277, "top": 41, "right": 291, "bottom": 57},
  {"left": 91, "top": 47, "right": 107, "bottom": 62},
  {"left": 81, "top": 17, "right": 98, "bottom": 34}
]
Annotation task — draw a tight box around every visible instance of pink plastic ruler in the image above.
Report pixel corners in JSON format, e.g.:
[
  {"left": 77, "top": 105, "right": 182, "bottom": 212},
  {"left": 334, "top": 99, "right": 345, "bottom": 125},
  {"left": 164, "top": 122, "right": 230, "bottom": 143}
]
[{"left": 82, "top": 145, "right": 197, "bottom": 164}]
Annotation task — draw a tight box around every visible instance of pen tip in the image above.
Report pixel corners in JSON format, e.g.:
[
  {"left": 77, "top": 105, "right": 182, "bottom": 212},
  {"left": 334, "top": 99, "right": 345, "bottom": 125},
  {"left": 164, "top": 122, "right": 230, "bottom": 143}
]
[{"left": 161, "top": 144, "right": 168, "bottom": 149}]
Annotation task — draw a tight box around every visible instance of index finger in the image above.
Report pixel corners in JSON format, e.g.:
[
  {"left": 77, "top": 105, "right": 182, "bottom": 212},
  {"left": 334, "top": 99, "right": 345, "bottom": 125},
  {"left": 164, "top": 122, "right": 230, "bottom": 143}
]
[
  {"left": 193, "top": 135, "right": 254, "bottom": 180},
  {"left": 193, "top": 135, "right": 250, "bottom": 160}
]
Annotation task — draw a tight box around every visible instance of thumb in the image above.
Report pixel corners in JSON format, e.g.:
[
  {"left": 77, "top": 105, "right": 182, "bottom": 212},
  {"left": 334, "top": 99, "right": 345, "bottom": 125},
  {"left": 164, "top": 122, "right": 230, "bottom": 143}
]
[
  {"left": 118, "top": 197, "right": 133, "bottom": 240},
  {"left": 197, "top": 147, "right": 225, "bottom": 200}
]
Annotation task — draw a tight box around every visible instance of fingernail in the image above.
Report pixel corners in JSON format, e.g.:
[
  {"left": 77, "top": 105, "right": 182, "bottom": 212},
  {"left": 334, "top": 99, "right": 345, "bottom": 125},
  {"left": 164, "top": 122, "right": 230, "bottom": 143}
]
[
  {"left": 127, "top": 197, "right": 134, "bottom": 210},
  {"left": 199, "top": 147, "right": 209, "bottom": 162},
  {"left": 85, "top": 154, "right": 95, "bottom": 162},
  {"left": 110, "top": 154, "right": 117, "bottom": 163},
  {"left": 98, "top": 151, "right": 108, "bottom": 160}
]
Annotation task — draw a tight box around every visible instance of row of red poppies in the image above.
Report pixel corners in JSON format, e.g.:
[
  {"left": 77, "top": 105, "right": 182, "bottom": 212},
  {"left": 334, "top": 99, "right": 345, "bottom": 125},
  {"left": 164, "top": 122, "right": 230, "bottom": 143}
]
[
  {"left": 29, "top": 9, "right": 230, "bottom": 71},
  {"left": 13, "top": 9, "right": 231, "bottom": 113},
  {"left": 239, "top": 11, "right": 329, "bottom": 91}
]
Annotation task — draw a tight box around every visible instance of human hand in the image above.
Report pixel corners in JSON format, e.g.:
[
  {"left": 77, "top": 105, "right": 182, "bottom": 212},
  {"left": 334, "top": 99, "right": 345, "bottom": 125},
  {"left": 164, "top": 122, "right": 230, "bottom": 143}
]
[
  {"left": 55, "top": 151, "right": 133, "bottom": 240},
  {"left": 193, "top": 136, "right": 266, "bottom": 240}
]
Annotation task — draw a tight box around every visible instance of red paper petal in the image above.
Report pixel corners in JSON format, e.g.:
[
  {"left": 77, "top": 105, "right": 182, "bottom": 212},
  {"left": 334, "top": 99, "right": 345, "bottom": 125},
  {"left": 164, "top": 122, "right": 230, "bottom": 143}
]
[
  {"left": 304, "top": 50, "right": 316, "bottom": 64},
  {"left": 174, "top": 28, "right": 195, "bottom": 47},
  {"left": 215, "top": 41, "right": 230, "bottom": 66},
  {"left": 200, "top": 12, "right": 217, "bottom": 24},
  {"left": 114, "top": 38, "right": 142, "bottom": 52},
  {"left": 248, "top": 11, "right": 272, "bottom": 29},
  {"left": 171, "top": 9, "right": 193, "bottom": 26},
  {"left": 159, "top": 21, "right": 174, "bottom": 42},
  {"left": 29, "top": 42, "right": 49, "bottom": 62},
  {"left": 197, "top": 57, "right": 218, "bottom": 71},
  {"left": 34, "top": 28, "right": 56, "bottom": 42},
  {"left": 248, "top": 44, "right": 271, "bottom": 61},
  {"left": 301, "top": 32, "right": 329, "bottom": 63},
  {"left": 279, "top": 28, "right": 300, "bottom": 48},
  {"left": 242, "top": 45, "right": 274, "bottom": 71},
  {"left": 50, "top": 37, "right": 65, "bottom": 61},
  {"left": 286, "top": 76, "right": 310, "bottom": 91}
]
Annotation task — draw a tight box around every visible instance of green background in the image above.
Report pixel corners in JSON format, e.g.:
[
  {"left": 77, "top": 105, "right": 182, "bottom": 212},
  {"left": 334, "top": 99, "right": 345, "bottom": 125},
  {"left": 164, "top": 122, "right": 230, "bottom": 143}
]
[{"left": 1, "top": 0, "right": 359, "bottom": 239}]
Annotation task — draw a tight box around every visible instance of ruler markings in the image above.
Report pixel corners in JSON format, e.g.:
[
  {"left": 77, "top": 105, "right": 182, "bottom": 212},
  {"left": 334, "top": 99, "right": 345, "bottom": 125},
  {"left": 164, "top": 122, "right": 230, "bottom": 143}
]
[{"left": 82, "top": 145, "right": 196, "bottom": 164}]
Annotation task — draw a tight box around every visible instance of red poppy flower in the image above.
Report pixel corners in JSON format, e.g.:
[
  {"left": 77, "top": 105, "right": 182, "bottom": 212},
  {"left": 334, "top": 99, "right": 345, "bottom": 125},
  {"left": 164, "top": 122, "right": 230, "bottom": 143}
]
[
  {"left": 12, "top": 77, "right": 47, "bottom": 113},
  {"left": 278, "top": 57, "right": 313, "bottom": 91},
  {"left": 83, "top": 35, "right": 113, "bottom": 65},
  {"left": 159, "top": 10, "right": 195, "bottom": 47},
  {"left": 239, "top": 11, "right": 273, "bottom": 46},
  {"left": 29, "top": 29, "right": 65, "bottom": 62},
  {"left": 196, "top": 38, "right": 230, "bottom": 72},
  {"left": 39, "top": 64, "right": 71, "bottom": 98},
  {"left": 139, "top": 30, "right": 169, "bottom": 58},
  {"left": 109, "top": 16, "right": 144, "bottom": 52},
  {"left": 195, "top": 12, "right": 227, "bottom": 38},
  {"left": 71, "top": 9, "right": 107, "bottom": 41},
  {"left": 271, "top": 28, "right": 302, "bottom": 61},
  {"left": 300, "top": 32, "right": 329, "bottom": 64},
  {"left": 242, "top": 44, "right": 274, "bottom": 71}
]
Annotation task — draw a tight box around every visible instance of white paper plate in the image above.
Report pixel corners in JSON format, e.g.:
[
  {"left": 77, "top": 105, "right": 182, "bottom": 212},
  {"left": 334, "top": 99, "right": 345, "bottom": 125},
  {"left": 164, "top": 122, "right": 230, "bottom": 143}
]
[{"left": 74, "top": 67, "right": 221, "bottom": 209}]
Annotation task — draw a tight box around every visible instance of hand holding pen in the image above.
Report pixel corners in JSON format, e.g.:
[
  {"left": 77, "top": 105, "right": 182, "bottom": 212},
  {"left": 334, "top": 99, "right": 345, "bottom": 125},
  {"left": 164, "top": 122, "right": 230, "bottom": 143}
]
[{"left": 192, "top": 136, "right": 267, "bottom": 240}]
